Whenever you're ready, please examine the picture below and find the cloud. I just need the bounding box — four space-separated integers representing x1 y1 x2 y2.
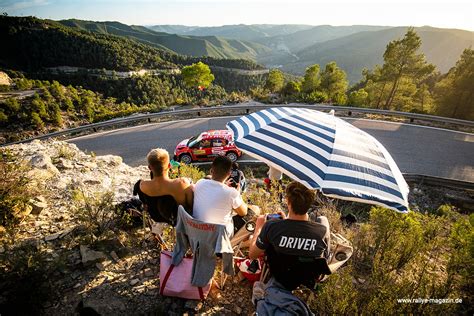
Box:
1 0 50 12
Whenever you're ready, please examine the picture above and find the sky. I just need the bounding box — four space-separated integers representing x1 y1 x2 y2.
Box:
1 0 473 31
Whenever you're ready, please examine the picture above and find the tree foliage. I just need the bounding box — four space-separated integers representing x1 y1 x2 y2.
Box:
320 61 348 104
301 64 321 94
434 48 474 120
181 62 215 89
265 69 285 93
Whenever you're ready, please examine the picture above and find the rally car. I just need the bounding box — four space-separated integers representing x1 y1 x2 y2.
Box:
173 130 242 164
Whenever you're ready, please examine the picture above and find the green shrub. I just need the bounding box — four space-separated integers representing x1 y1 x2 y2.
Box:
310 206 471 315
71 187 118 239
0 149 36 234
170 163 205 184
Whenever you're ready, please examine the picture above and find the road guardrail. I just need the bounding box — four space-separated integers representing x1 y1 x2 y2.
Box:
3 103 473 146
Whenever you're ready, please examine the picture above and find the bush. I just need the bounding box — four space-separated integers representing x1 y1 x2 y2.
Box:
170 163 205 184
310 206 472 315
0 149 36 233
71 187 118 240
303 91 328 103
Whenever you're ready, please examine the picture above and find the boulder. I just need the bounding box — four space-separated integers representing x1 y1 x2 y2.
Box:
30 196 48 215
80 245 107 265
57 158 74 170
29 153 60 176
96 155 122 168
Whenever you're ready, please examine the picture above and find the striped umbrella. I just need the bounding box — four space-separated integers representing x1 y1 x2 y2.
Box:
226 107 409 213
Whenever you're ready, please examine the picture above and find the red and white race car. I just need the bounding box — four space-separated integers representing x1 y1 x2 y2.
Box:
173 130 242 164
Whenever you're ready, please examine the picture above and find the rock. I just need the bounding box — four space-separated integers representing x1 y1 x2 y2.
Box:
57 158 74 169
30 196 48 215
184 300 202 311
0 246 4 253
143 268 153 277
233 306 242 314
76 161 97 170
97 155 122 167
29 153 60 176
45 232 61 241
130 278 140 286
13 203 33 219
59 227 75 238
96 260 112 271
110 251 120 263
80 245 107 265
133 285 146 293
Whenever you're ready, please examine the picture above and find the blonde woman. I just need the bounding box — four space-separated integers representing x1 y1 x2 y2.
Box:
134 148 193 226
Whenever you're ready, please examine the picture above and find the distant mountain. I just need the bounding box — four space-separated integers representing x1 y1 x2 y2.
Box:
284 26 474 82
146 25 197 34
257 25 390 58
147 24 473 82
148 24 314 41
59 19 271 60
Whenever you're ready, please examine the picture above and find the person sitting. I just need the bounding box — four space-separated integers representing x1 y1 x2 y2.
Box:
193 156 253 235
249 181 331 291
134 148 194 226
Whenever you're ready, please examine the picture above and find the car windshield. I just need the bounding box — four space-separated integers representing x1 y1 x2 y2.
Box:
187 134 202 147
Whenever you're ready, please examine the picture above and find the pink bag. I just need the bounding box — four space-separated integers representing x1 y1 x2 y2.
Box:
159 251 211 300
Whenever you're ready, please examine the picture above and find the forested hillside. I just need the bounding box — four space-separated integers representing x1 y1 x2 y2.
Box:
0 16 265 72
148 24 314 41
280 26 474 82
0 17 175 71
151 23 473 83
58 19 271 61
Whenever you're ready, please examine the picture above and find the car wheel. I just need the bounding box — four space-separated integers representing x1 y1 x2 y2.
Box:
226 151 238 162
179 154 192 164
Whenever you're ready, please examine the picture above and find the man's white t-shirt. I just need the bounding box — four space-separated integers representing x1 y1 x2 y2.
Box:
193 179 243 233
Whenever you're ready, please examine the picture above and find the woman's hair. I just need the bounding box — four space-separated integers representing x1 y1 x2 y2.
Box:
285 181 316 215
147 148 169 176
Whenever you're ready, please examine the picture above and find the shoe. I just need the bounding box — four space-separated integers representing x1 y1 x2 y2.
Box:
252 281 265 305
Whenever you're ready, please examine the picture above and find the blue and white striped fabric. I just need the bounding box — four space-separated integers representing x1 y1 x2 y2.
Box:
226 107 409 213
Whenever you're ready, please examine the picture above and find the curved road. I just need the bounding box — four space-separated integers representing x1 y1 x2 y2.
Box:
69 116 474 183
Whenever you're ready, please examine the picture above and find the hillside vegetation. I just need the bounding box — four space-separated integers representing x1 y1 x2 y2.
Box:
59 19 271 61
151 23 473 83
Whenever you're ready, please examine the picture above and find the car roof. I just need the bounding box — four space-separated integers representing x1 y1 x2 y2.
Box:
200 130 232 140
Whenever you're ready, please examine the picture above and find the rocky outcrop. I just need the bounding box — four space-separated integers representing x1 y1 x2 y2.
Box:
0 71 12 86
2 140 149 245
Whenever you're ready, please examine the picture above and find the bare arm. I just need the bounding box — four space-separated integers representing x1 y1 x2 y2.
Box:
184 184 194 211
249 215 266 259
233 201 248 217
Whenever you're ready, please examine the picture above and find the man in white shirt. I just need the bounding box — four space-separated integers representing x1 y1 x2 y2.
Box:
193 156 249 234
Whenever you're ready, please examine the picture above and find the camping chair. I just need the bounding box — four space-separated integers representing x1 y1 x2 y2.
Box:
258 228 353 287
173 206 236 289
231 205 261 256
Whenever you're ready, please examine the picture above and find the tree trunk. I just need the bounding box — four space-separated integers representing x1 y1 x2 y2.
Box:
384 74 401 110
375 81 386 109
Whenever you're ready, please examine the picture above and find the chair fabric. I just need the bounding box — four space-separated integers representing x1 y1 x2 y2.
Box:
172 206 234 287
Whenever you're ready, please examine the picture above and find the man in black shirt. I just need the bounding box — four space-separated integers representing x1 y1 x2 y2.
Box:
249 181 330 291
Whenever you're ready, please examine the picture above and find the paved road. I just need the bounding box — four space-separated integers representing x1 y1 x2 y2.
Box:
70 116 474 183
